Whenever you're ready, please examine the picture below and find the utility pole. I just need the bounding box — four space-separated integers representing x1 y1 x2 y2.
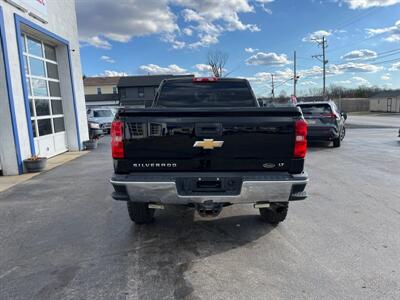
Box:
312 36 328 98
293 51 297 97
271 74 275 100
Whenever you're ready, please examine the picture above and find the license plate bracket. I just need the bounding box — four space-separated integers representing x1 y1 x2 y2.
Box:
176 177 242 196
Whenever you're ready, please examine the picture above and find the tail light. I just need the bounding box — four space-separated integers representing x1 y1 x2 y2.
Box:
193 77 218 83
111 121 124 159
321 113 337 118
294 119 308 158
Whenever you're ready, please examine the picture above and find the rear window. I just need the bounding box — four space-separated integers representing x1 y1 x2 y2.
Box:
156 81 256 108
93 110 113 117
298 104 332 114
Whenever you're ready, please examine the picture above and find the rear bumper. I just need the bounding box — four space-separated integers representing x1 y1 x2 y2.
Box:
307 125 339 141
100 123 111 133
110 172 308 205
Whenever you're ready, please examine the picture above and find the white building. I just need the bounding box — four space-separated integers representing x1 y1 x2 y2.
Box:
369 90 400 113
0 0 88 176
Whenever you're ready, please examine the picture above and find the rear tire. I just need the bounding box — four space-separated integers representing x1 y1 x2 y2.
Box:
259 202 288 224
127 202 155 224
340 127 346 141
333 137 341 148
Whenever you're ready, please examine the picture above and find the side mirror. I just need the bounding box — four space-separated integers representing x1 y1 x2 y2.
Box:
341 112 347 120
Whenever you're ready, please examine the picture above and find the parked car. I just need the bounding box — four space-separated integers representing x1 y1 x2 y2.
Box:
87 108 115 134
297 101 346 147
110 77 309 225
88 120 104 140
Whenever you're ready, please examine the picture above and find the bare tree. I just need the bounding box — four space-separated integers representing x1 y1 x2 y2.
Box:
278 90 287 100
207 50 228 77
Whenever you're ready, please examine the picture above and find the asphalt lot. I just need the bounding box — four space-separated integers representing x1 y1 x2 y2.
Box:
346 113 400 128
1 116 400 300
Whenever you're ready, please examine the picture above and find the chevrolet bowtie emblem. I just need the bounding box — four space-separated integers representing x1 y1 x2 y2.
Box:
193 139 224 150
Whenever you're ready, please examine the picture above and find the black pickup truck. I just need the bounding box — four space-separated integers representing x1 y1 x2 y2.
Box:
110 77 308 225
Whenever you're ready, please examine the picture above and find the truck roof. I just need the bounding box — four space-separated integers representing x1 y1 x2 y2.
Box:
161 77 249 83
297 101 334 105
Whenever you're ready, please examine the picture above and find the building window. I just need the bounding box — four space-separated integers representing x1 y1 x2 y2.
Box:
120 89 126 99
97 87 102 95
22 34 65 138
138 87 144 98
113 86 118 94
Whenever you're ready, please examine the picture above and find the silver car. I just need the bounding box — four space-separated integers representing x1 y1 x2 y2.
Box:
87 108 115 134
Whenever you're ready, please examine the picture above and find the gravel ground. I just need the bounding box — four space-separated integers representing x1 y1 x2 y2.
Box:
0 125 399 300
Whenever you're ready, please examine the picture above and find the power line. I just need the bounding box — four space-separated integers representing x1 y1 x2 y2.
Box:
334 7 378 31
297 56 315 61
329 48 400 64
367 50 400 62
370 57 400 66
274 76 298 89
328 31 386 55
299 7 380 59
376 47 400 56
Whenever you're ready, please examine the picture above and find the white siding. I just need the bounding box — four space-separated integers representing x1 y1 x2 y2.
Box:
0 0 88 175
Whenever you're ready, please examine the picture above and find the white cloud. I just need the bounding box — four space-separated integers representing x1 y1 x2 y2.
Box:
139 64 187 75
100 55 115 63
193 63 227 76
389 62 400 71
76 0 264 49
297 65 342 79
335 80 352 85
175 0 257 31
302 30 331 42
95 70 128 77
343 0 400 9
255 0 274 3
245 68 294 86
337 62 382 73
182 28 193 36
246 52 291 66
249 62 379 86
381 74 391 80
255 0 274 14
341 49 377 61
366 20 400 42
245 47 259 53
352 76 371 85
162 34 187 49
76 0 178 49
194 64 212 72
245 72 271 83
82 36 112 50
246 60 381 88
299 81 318 86
174 1 260 48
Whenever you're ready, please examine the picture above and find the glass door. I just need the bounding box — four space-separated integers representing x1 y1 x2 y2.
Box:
22 34 67 157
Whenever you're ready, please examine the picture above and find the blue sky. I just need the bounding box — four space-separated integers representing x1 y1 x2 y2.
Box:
76 0 400 96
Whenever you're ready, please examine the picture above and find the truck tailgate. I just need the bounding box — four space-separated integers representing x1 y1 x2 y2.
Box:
114 108 304 174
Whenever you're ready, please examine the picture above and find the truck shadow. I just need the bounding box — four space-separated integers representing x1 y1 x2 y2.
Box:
126 205 275 299
307 141 332 151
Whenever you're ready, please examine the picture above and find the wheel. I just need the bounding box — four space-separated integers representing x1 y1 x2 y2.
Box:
127 202 155 224
340 127 346 141
259 202 288 224
333 136 341 148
